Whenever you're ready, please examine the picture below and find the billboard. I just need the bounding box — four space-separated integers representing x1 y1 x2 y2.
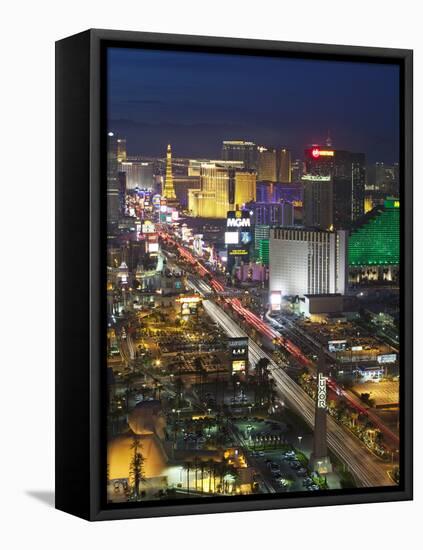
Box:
225 231 239 245
228 337 249 359
142 220 155 233
228 248 249 256
377 353 397 364
178 296 201 316
147 242 159 254
225 210 252 263
328 340 347 352
226 210 251 228
270 291 282 311
229 337 248 374
232 360 247 373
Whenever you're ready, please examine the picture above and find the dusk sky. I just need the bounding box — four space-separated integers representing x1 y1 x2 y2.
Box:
107 47 400 163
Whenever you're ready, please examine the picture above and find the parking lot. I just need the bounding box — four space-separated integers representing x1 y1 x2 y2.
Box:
251 448 325 493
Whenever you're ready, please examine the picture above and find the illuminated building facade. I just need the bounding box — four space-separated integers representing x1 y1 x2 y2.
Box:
349 199 400 282
303 146 366 228
249 200 294 226
117 137 127 163
120 161 154 190
163 144 176 199
259 238 269 266
117 171 126 214
188 159 244 176
278 148 292 183
107 132 120 223
253 225 270 260
367 162 399 196
222 140 257 170
333 151 366 225
269 227 348 297
302 174 333 229
257 146 277 182
291 158 304 183
172 176 200 207
234 171 257 208
304 145 335 176
188 163 256 218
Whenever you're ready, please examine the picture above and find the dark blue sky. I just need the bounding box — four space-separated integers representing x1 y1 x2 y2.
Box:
108 47 400 163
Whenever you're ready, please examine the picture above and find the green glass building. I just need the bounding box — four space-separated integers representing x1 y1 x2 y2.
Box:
259 239 269 266
254 224 270 260
348 199 400 267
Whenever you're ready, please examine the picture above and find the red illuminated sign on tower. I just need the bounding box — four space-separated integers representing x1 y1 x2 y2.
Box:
311 147 320 158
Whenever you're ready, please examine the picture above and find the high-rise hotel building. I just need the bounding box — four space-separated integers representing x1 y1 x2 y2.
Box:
278 148 292 183
116 137 127 163
120 161 154 190
222 140 257 171
107 132 121 223
257 146 277 182
248 200 294 226
302 145 365 229
302 174 334 230
188 162 256 218
269 227 348 297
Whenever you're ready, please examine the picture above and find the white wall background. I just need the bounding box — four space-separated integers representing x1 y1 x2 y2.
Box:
0 0 420 547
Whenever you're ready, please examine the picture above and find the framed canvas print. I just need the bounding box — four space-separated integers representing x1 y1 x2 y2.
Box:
55 29 413 521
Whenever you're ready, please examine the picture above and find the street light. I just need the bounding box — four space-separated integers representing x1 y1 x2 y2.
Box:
298 435 303 448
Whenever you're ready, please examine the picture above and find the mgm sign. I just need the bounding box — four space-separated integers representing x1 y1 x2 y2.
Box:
317 372 327 409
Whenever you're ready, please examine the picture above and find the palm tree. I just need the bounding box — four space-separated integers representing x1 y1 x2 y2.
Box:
193 457 199 492
185 461 192 495
200 461 205 492
209 460 216 493
129 436 146 500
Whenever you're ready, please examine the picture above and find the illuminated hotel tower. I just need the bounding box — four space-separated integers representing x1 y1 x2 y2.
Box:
163 144 176 199
310 352 332 474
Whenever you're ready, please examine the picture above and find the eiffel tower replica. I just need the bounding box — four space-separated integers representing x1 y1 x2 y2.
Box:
162 144 179 208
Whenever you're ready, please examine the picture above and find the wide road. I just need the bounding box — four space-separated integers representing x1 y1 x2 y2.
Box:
200 297 393 488
267 310 400 448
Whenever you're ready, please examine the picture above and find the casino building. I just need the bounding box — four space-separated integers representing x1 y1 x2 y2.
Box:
349 198 400 283
269 227 348 298
188 162 256 218
302 145 366 230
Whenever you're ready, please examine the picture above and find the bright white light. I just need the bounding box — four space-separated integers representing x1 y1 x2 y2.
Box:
270 291 282 305
225 232 239 245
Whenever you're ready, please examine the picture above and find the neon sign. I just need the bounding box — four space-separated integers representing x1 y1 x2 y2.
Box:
311 148 334 158
317 373 327 409
227 217 251 228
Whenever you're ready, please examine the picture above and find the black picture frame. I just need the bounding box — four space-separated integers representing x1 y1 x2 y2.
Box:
55 28 413 521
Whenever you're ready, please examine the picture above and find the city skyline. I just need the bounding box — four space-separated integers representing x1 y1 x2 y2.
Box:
108 47 400 163
106 46 401 505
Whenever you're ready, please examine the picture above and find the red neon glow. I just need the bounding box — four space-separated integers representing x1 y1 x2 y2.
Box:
311 147 320 159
